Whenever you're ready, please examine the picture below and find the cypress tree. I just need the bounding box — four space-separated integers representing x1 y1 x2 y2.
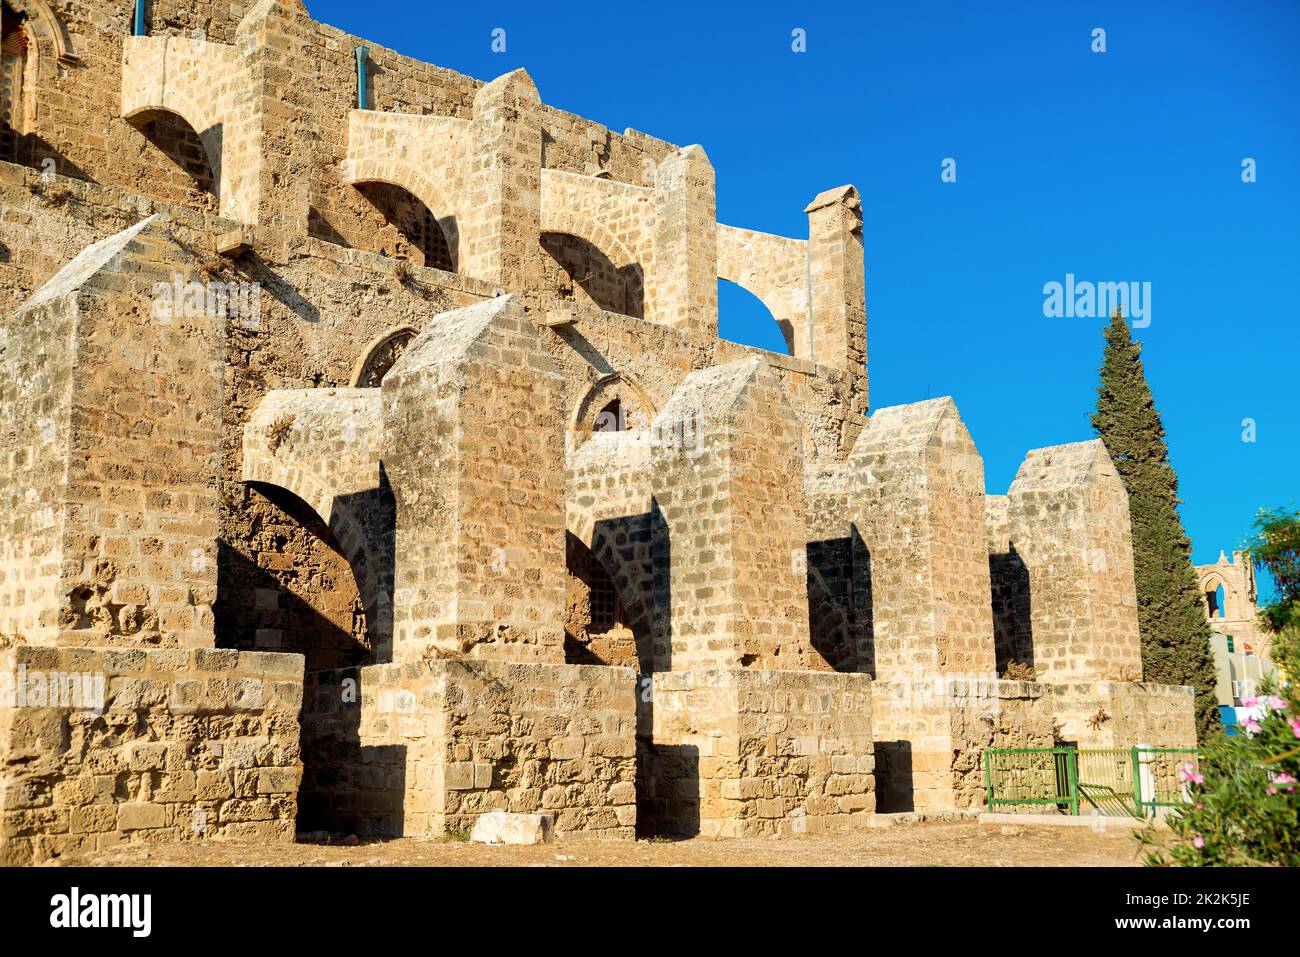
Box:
1091 308 1219 741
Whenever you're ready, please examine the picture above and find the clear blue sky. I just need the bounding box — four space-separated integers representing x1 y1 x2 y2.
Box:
307 0 1297 588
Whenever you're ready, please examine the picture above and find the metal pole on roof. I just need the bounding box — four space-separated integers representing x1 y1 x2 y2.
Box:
355 46 370 110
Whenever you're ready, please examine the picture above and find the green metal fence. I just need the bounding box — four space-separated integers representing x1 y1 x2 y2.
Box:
984 746 1199 818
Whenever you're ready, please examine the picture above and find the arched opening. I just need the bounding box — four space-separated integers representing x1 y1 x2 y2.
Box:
564 531 640 669
0 3 34 163
571 372 655 440
593 398 624 433
353 181 454 271
541 231 644 318
1206 580 1226 619
718 278 793 355
353 327 417 387
125 108 219 212
216 482 373 672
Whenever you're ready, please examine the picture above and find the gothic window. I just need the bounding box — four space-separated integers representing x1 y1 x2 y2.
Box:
355 329 416 387
1 4 28 163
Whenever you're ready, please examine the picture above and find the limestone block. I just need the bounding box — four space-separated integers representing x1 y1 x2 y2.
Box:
471 811 554 845
648 358 819 671
1007 440 1143 682
0 646 303 865
382 296 567 664
847 397 995 679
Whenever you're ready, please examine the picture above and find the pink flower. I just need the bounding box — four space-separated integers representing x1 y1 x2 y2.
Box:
1243 697 1258 708
1267 787 1277 795
1291 719 1300 739
1192 835 1205 849
1267 695 1287 711
1276 773 1297 785
1196 803 1204 810
1244 718 1261 735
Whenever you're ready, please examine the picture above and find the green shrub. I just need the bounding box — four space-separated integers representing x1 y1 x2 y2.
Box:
1140 506 1300 866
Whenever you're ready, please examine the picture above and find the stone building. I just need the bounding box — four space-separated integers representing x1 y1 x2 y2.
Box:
1197 551 1270 659
0 0 1196 863
1196 550 1276 711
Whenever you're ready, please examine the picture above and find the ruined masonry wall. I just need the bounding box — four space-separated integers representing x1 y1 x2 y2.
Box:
300 659 636 839
642 669 874 837
0 645 303 865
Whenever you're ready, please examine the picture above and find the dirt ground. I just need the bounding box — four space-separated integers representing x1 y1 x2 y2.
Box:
46 820 1161 867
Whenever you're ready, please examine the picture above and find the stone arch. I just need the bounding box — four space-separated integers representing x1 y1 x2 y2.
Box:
1200 572 1228 619
543 207 639 271
565 515 659 673
571 372 657 438
4 0 74 66
351 326 418 387
122 85 224 214
123 107 220 209
1 2 36 161
541 230 644 318
718 277 794 355
352 181 455 271
242 447 394 664
342 158 461 273
565 530 642 668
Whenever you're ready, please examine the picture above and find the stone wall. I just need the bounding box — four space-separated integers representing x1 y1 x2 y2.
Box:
1007 440 1144 683
0 216 224 649
300 658 636 839
0 0 1202 854
1052 681 1197 750
872 678 1054 812
640 669 874 837
0 644 303 865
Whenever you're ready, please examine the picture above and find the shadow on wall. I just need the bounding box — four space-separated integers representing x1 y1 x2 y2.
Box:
874 740 914 813
541 231 644 318
125 110 219 210
354 181 456 271
331 466 396 665
636 739 701 839
230 250 323 324
215 483 372 671
298 668 408 837
10 134 98 183
990 544 1034 674
806 525 874 674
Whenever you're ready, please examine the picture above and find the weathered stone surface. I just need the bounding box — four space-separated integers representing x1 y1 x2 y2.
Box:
0 646 302 865
470 811 554 846
1006 440 1144 683
0 0 1196 861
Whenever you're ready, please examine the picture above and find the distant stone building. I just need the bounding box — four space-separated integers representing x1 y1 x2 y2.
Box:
1196 551 1276 709
0 0 1196 864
